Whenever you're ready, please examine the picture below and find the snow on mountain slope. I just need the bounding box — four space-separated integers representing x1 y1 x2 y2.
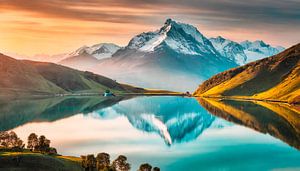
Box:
209 36 247 65
240 40 285 63
127 18 218 56
210 37 285 65
66 43 120 60
60 43 121 72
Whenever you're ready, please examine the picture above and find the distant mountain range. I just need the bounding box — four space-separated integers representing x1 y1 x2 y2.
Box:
59 19 284 91
209 37 284 65
59 43 121 71
66 43 120 60
194 43 300 104
0 53 148 96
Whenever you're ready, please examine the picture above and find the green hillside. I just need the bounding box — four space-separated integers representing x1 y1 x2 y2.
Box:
0 53 152 96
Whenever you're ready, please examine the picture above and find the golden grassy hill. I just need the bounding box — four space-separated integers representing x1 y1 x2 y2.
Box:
194 43 300 104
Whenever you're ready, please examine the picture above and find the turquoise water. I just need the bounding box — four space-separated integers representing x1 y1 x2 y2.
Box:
3 96 300 170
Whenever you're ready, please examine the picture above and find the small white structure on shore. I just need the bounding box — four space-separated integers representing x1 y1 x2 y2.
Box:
103 90 115 97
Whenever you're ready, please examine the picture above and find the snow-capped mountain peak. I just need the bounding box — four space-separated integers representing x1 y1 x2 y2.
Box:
66 43 121 60
209 36 247 65
127 18 217 56
210 37 285 65
68 45 89 57
240 40 285 63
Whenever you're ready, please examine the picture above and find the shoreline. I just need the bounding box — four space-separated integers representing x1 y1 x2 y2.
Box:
0 92 186 99
193 95 297 105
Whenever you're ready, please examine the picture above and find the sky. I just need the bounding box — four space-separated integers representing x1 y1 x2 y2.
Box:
0 0 300 56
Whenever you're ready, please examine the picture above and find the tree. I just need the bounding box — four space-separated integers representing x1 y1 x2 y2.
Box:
86 154 96 171
27 133 38 151
0 131 9 148
81 155 87 168
96 152 110 171
37 135 50 153
138 163 152 171
153 167 160 171
81 154 97 171
0 131 24 150
14 138 24 150
8 131 24 149
112 155 130 171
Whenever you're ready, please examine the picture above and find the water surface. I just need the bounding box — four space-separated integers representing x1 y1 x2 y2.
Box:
1 96 299 170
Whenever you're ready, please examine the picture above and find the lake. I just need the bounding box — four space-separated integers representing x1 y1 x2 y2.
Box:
1 96 300 171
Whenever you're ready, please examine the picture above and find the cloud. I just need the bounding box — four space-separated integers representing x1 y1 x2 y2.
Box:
1 0 298 25
0 0 299 55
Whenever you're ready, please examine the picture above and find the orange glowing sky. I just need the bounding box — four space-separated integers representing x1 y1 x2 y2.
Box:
0 0 299 57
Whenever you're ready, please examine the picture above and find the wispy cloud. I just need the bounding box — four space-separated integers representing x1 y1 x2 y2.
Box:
0 0 299 55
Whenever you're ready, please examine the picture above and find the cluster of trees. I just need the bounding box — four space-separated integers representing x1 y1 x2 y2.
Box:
0 131 56 155
81 153 130 171
27 133 57 155
1 131 161 170
81 153 160 171
0 131 24 150
138 163 160 171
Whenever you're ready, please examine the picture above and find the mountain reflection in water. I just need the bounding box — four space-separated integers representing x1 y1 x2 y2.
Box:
1 96 300 150
91 96 217 145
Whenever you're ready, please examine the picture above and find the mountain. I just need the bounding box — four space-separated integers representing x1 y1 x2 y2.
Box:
209 37 285 65
0 53 149 96
240 40 285 63
194 43 300 104
88 19 238 91
127 18 219 55
60 43 120 70
209 36 247 65
58 19 285 91
57 19 285 91
66 43 120 60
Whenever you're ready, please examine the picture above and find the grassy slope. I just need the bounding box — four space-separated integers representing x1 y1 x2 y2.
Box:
28 61 177 95
0 54 65 95
254 65 300 103
0 151 82 171
25 61 128 94
1 53 176 96
194 43 300 103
